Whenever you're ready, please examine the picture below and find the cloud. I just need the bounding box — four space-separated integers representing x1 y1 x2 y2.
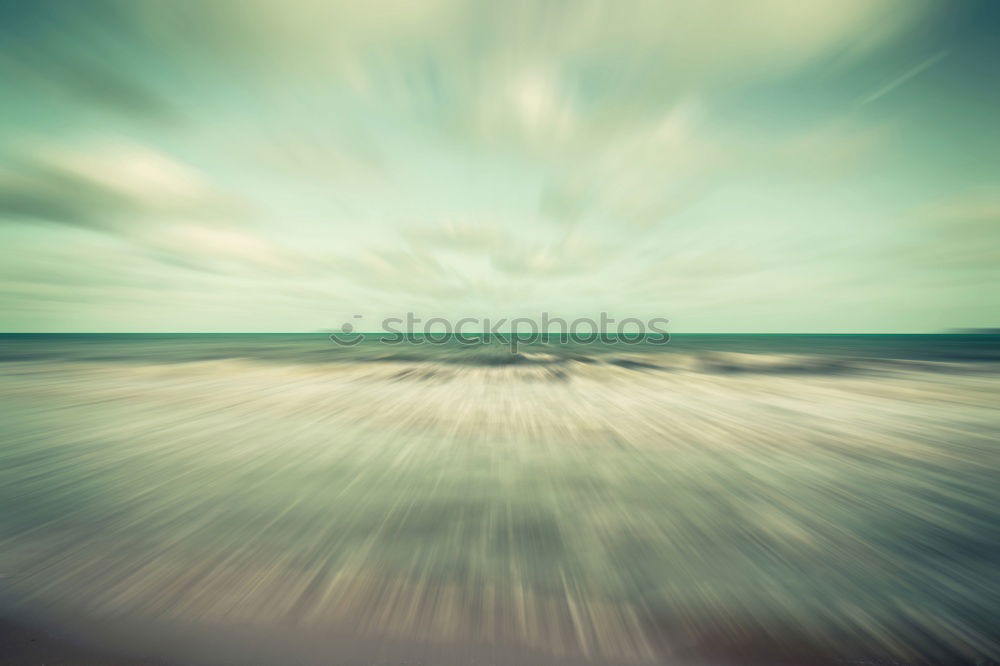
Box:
98 0 935 143
0 139 235 230
0 1 181 124
405 222 616 276
0 138 319 277
0 55 181 124
856 50 949 106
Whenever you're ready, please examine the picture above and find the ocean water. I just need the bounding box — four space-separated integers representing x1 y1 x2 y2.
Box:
0 334 998 664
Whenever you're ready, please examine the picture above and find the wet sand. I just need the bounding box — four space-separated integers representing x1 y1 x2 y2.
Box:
0 617 163 665
0 612 650 666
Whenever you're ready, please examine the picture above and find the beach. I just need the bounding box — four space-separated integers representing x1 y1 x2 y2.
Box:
1 335 998 664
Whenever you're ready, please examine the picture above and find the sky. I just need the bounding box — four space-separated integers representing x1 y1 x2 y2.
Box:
0 0 997 333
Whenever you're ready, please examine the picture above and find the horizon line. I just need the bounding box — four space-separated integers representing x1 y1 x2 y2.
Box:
2 331 998 336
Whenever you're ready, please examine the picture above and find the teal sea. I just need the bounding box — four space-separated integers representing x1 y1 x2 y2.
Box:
1 334 998 664
3 332 1000 364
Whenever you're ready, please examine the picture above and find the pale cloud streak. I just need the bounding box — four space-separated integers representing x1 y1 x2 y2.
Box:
856 50 950 106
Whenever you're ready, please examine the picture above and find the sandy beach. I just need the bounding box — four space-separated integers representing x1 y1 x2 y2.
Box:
1 336 998 664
